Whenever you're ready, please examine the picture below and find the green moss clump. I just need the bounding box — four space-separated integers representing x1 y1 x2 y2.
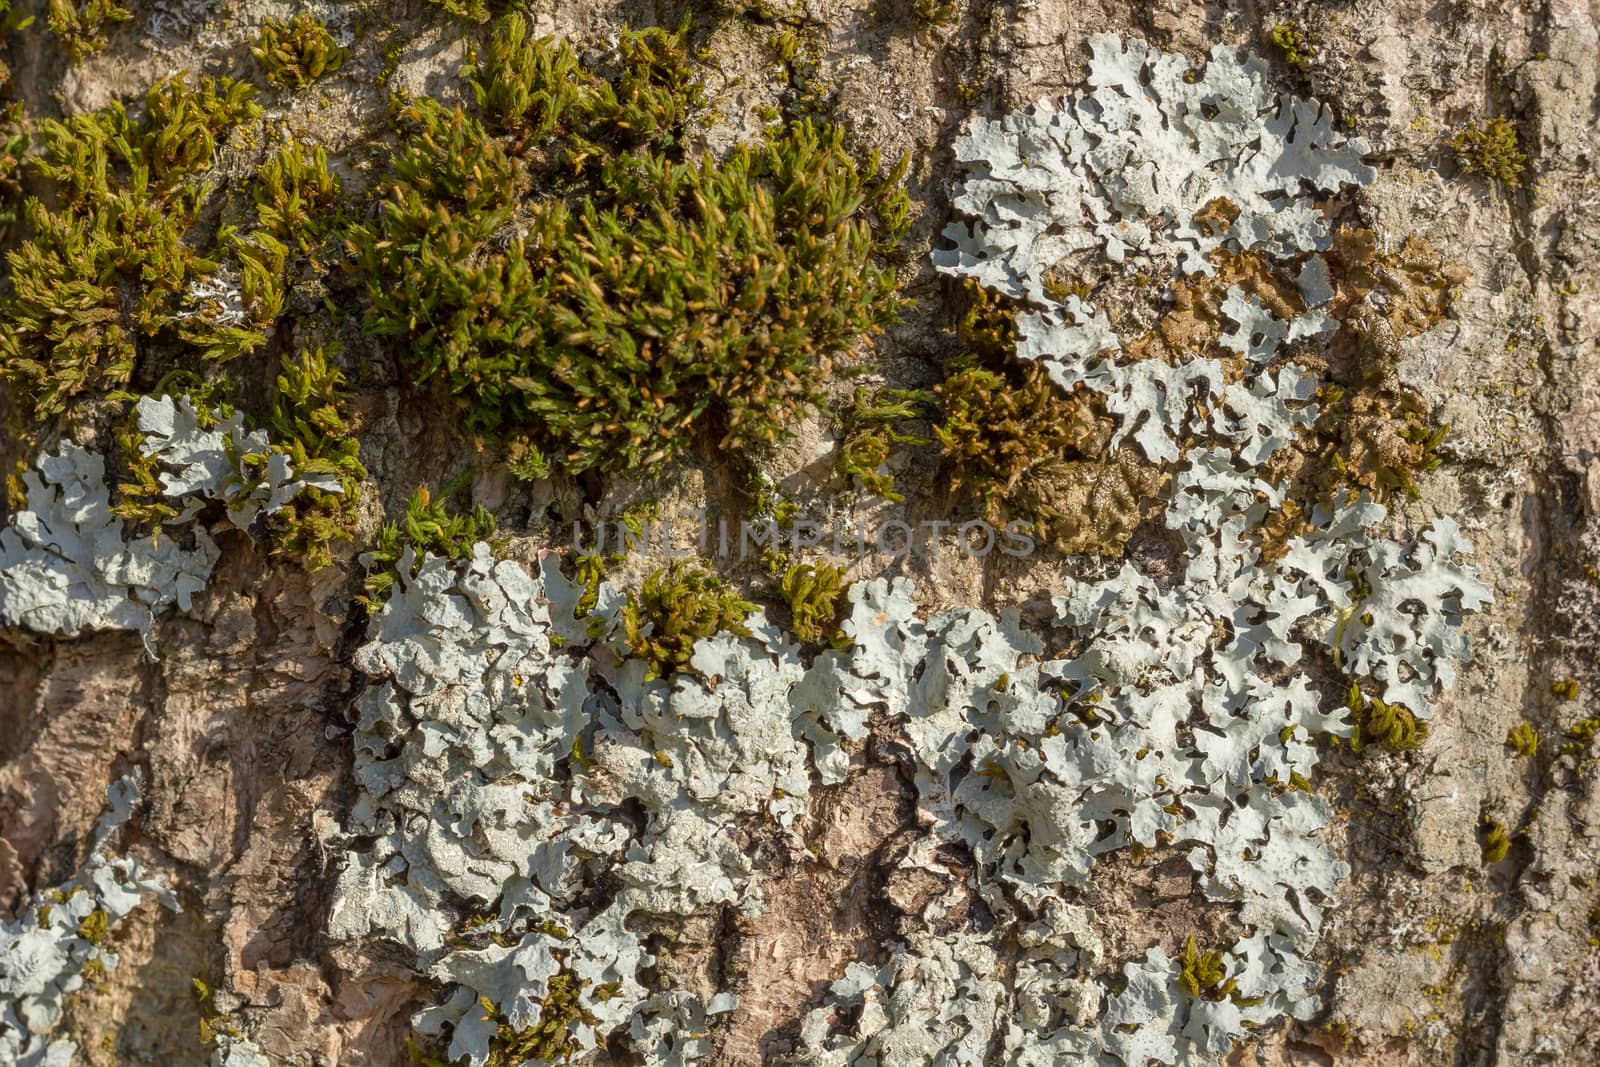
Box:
47 0 130 62
934 359 1162 555
1480 818 1511 863
1346 682 1427 753
1504 721 1538 757
834 386 931 502
178 139 345 371
935 361 1098 507
266 347 367 569
425 0 490 23
1551 677 1580 701
1449 117 1526 189
0 73 262 413
252 142 343 250
362 485 497 603
142 73 262 180
911 0 959 26
623 561 755 680
505 436 553 482
1267 21 1315 68
252 13 348 90
0 0 33 96
0 101 24 246
351 15 908 477
571 552 608 618
1562 715 1599 757
926 279 1166 556
780 561 847 645
467 13 586 140
76 907 110 944
1177 934 1236 1000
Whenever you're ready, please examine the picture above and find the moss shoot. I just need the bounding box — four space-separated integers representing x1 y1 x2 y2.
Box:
362 485 498 603
1449 117 1526 189
252 13 349 90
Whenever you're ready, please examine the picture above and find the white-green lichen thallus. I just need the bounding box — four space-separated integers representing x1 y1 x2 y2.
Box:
0 779 177 1065
0 392 342 651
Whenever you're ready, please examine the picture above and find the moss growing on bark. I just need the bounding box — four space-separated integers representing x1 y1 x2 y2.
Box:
266 348 367 569
253 13 348 90
834 385 931 502
1267 21 1315 68
350 15 909 478
1449 117 1526 189
363 485 497 603
779 560 848 645
930 283 1165 556
1504 722 1538 757
424 0 490 23
47 0 129 62
1177 933 1236 1000
623 561 755 680
1480 818 1511 863
0 74 262 413
1345 682 1427 753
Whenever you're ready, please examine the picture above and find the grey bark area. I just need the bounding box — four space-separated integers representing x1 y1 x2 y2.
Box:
2 0 1599 1065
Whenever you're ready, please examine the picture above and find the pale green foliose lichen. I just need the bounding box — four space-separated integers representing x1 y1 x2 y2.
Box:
0 28 1495 1067
0 393 343 649
210 1035 270 1067
934 33 1372 463
0 443 218 643
793 31 1484 1067
325 476 1485 1065
328 545 772 1065
135 393 344 529
0 779 176 1067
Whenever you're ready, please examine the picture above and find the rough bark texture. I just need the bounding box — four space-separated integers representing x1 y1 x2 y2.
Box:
2 1 1599 1065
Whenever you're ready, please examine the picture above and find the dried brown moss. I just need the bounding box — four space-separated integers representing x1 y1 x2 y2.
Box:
934 282 1167 556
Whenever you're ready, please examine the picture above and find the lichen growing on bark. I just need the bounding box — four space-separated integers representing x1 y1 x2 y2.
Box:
2 3 1581 1065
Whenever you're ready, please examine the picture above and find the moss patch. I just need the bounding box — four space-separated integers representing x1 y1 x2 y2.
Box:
350 14 908 478
1449 117 1526 189
0 74 262 414
253 13 348 90
266 347 367 569
363 485 497 603
1266 21 1315 69
623 561 755 680
931 282 1167 556
47 0 129 63
779 560 848 646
